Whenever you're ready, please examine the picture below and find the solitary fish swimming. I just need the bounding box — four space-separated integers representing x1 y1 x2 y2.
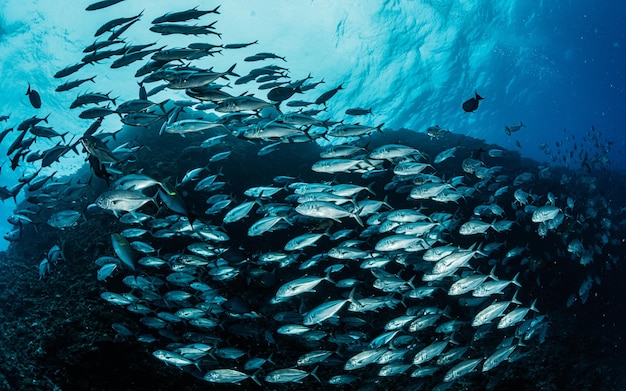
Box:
504 121 525 135
26 83 42 109
462 91 484 113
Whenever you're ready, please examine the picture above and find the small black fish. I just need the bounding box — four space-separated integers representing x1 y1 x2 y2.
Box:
88 155 111 186
462 91 484 113
26 83 42 109
315 84 343 106
267 86 301 102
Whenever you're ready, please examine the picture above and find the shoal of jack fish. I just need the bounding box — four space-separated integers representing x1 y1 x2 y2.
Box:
2 1 624 389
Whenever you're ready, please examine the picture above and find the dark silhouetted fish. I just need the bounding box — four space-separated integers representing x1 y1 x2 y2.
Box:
462 91 484 113
80 135 119 163
315 84 343 106
267 86 301 102
83 39 123 53
55 76 96 92
17 114 49 131
94 11 142 36
152 6 221 24
29 125 68 141
0 127 13 143
86 0 125 11
26 83 42 109
149 23 221 37
54 62 88 79
88 155 111 185
40 141 80 167
83 118 103 138
345 107 372 116
224 40 258 49
6 130 28 157
108 18 140 41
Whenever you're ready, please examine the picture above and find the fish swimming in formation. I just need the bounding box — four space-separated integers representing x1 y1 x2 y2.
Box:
80 135 119 163
345 107 372 116
55 76 97 92
2 3 619 390
86 0 125 11
462 91 484 113
152 6 221 24
95 189 155 216
315 84 343 105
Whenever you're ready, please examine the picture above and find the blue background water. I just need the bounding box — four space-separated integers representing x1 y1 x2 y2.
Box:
0 0 624 250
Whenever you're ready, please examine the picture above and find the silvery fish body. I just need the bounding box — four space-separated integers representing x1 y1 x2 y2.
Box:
96 190 153 214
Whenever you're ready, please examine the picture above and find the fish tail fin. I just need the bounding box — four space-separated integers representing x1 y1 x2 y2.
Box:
376 123 385 133
488 265 499 281
511 290 521 306
282 216 294 226
157 99 170 115
366 181 377 196
475 92 484 100
325 275 337 287
349 197 364 227
406 275 417 290
310 366 322 384
69 138 81 155
302 125 314 140
251 370 263 387
529 299 539 313
511 272 522 287
225 63 239 78
273 102 282 115
347 287 359 306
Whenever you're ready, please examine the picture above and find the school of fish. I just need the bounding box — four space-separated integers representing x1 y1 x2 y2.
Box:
2 1 624 389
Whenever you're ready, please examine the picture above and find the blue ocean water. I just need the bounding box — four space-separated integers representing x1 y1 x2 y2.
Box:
0 1 624 248
0 0 626 251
